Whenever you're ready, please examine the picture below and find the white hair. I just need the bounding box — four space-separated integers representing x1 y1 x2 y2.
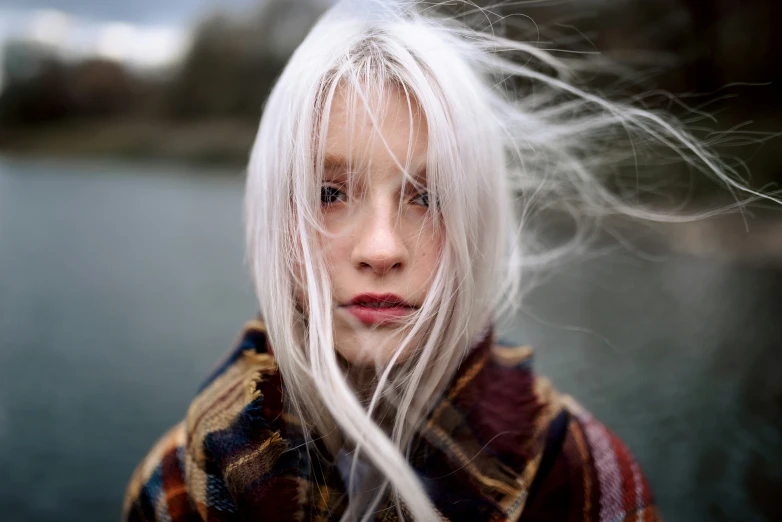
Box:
245 1 772 520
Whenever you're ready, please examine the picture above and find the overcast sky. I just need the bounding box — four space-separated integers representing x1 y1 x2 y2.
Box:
0 0 259 25
0 0 335 72
0 0 271 71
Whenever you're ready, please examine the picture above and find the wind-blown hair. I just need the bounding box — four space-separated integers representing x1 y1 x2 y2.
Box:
244 1 763 520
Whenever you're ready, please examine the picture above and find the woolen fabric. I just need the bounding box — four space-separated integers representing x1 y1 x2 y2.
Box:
123 318 661 521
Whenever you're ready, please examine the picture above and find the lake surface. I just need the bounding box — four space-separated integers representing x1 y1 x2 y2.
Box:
0 157 780 521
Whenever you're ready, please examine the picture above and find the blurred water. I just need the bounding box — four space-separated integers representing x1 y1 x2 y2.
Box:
0 157 780 521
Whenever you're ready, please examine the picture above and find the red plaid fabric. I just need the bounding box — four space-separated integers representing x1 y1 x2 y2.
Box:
123 319 661 522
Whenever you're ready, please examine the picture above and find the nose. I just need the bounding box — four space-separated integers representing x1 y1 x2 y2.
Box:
351 199 407 276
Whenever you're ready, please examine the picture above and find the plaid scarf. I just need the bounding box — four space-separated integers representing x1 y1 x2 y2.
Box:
124 319 661 522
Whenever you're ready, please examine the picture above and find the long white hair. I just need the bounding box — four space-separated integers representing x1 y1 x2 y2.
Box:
245 1 770 520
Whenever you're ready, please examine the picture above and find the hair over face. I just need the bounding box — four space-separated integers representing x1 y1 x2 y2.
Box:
244 1 765 520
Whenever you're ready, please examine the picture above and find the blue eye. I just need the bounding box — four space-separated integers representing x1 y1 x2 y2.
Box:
412 191 429 208
321 186 347 204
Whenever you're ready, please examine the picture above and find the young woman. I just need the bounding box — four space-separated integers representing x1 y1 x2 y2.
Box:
123 1 764 520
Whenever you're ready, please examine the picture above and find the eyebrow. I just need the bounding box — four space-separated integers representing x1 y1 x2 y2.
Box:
322 154 427 179
323 154 349 172
412 165 427 183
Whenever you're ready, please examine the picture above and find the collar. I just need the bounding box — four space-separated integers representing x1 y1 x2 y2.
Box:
183 319 563 522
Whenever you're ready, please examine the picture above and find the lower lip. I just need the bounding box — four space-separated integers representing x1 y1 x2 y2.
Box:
344 304 415 326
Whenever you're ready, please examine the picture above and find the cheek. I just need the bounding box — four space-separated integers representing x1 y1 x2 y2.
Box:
319 228 353 290
409 224 443 287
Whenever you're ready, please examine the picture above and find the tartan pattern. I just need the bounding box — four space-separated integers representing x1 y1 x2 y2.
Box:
123 319 661 522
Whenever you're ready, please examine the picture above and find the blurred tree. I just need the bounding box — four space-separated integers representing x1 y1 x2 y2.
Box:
0 41 139 126
0 0 778 188
68 59 135 118
0 41 69 125
165 0 325 122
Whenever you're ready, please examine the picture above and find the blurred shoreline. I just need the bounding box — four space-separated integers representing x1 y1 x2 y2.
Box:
4 151 781 266
2 0 780 191
0 119 256 168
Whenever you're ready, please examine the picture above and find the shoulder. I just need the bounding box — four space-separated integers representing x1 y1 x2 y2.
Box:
185 318 279 435
122 421 199 521
520 390 662 521
474 339 661 521
195 318 274 394
123 319 281 522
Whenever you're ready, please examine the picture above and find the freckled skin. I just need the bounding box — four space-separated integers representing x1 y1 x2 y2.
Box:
319 85 443 366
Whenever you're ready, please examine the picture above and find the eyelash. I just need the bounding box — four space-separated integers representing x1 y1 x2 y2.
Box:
411 191 429 208
320 186 347 205
320 185 429 208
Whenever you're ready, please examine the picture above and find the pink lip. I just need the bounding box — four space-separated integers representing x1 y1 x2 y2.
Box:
343 293 416 326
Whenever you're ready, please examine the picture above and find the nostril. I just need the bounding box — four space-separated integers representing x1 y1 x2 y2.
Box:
356 260 403 273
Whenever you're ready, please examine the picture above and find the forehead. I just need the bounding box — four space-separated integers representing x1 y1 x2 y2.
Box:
323 82 428 172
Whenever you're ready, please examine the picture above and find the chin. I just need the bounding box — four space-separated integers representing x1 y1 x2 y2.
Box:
333 321 414 367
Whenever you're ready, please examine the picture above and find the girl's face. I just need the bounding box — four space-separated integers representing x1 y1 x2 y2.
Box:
319 84 443 366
